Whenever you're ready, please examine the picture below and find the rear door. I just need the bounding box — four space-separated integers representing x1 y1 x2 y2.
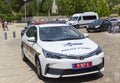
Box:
102 20 111 30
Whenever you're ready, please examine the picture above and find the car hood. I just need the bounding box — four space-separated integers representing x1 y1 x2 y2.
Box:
39 38 98 55
68 21 78 25
88 23 100 28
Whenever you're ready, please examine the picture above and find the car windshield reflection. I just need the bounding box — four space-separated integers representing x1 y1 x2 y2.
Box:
69 16 78 21
39 26 85 41
90 20 103 25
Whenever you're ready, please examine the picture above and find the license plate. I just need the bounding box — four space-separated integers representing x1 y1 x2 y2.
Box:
72 62 92 70
90 30 94 32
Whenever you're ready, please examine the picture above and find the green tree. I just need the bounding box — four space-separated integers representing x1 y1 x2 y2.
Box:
95 0 110 17
10 0 24 13
57 0 110 17
57 0 75 16
0 1 12 20
118 7 120 15
40 0 52 14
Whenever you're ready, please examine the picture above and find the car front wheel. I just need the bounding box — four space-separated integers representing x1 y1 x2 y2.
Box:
36 58 43 79
87 30 90 33
21 47 28 61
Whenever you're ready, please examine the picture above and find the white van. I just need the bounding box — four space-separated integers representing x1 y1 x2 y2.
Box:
67 12 99 28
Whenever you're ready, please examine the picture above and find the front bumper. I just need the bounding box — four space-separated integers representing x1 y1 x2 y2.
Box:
87 28 101 32
41 52 104 78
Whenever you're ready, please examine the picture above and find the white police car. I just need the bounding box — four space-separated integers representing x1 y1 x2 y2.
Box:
21 24 104 78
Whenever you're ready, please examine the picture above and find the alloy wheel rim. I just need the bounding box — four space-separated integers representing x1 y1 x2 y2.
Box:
21 49 25 59
37 60 40 75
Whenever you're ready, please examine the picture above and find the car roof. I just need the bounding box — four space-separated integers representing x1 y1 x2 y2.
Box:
72 12 97 17
36 23 69 28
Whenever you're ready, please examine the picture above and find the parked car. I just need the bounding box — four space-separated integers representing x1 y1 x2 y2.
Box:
108 17 120 25
21 21 47 37
86 19 112 32
47 18 68 24
21 23 104 78
67 12 99 28
21 25 30 37
47 20 62 24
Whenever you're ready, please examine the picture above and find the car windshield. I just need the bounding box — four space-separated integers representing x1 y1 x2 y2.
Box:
109 18 117 21
91 20 103 25
69 16 78 21
39 26 85 41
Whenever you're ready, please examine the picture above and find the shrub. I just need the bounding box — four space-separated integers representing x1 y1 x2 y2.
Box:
118 7 120 15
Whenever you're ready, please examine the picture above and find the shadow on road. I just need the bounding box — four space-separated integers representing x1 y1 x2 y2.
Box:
25 60 104 83
42 73 103 83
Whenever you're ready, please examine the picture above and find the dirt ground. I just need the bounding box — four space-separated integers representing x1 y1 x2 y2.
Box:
0 23 120 83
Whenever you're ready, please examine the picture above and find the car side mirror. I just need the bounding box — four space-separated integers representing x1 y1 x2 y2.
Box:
27 37 36 42
24 27 27 29
84 33 89 38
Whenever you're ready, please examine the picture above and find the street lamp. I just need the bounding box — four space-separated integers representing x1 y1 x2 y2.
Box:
23 0 27 23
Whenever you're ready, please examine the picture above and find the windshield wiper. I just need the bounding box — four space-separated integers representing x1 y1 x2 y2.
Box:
58 37 81 40
42 37 84 41
41 40 53 41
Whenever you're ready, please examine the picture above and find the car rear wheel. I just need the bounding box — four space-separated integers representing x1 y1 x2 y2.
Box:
21 47 28 61
100 27 103 32
87 30 90 33
36 58 43 79
74 25 79 29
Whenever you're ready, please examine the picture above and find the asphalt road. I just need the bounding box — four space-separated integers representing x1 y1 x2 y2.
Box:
0 26 120 83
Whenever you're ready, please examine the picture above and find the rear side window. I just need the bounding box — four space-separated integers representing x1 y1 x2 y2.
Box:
104 20 111 25
83 16 97 20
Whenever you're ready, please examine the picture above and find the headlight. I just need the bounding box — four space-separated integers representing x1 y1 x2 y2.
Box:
96 46 102 54
42 46 102 60
91 46 102 55
42 49 67 59
95 25 100 28
78 46 102 59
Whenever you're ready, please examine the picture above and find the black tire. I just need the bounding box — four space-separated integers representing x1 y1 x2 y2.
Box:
86 29 90 33
21 47 28 61
36 58 43 79
100 27 103 32
74 25 79 29
87 30 90 33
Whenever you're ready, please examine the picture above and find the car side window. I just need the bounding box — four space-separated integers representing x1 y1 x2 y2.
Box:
78 17 81 21
104 20 111 25
110 19 117 21
26 27 37 38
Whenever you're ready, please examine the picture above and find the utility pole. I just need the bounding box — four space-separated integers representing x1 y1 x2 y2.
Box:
23 0 27 23
48 10 50 21
37 0 39 16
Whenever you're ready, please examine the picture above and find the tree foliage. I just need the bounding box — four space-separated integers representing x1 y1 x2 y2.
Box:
40 0 52 14
0 0 120 21
57 0 75 16
118 7 120 15
0 1 12 20
57 0 110 17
